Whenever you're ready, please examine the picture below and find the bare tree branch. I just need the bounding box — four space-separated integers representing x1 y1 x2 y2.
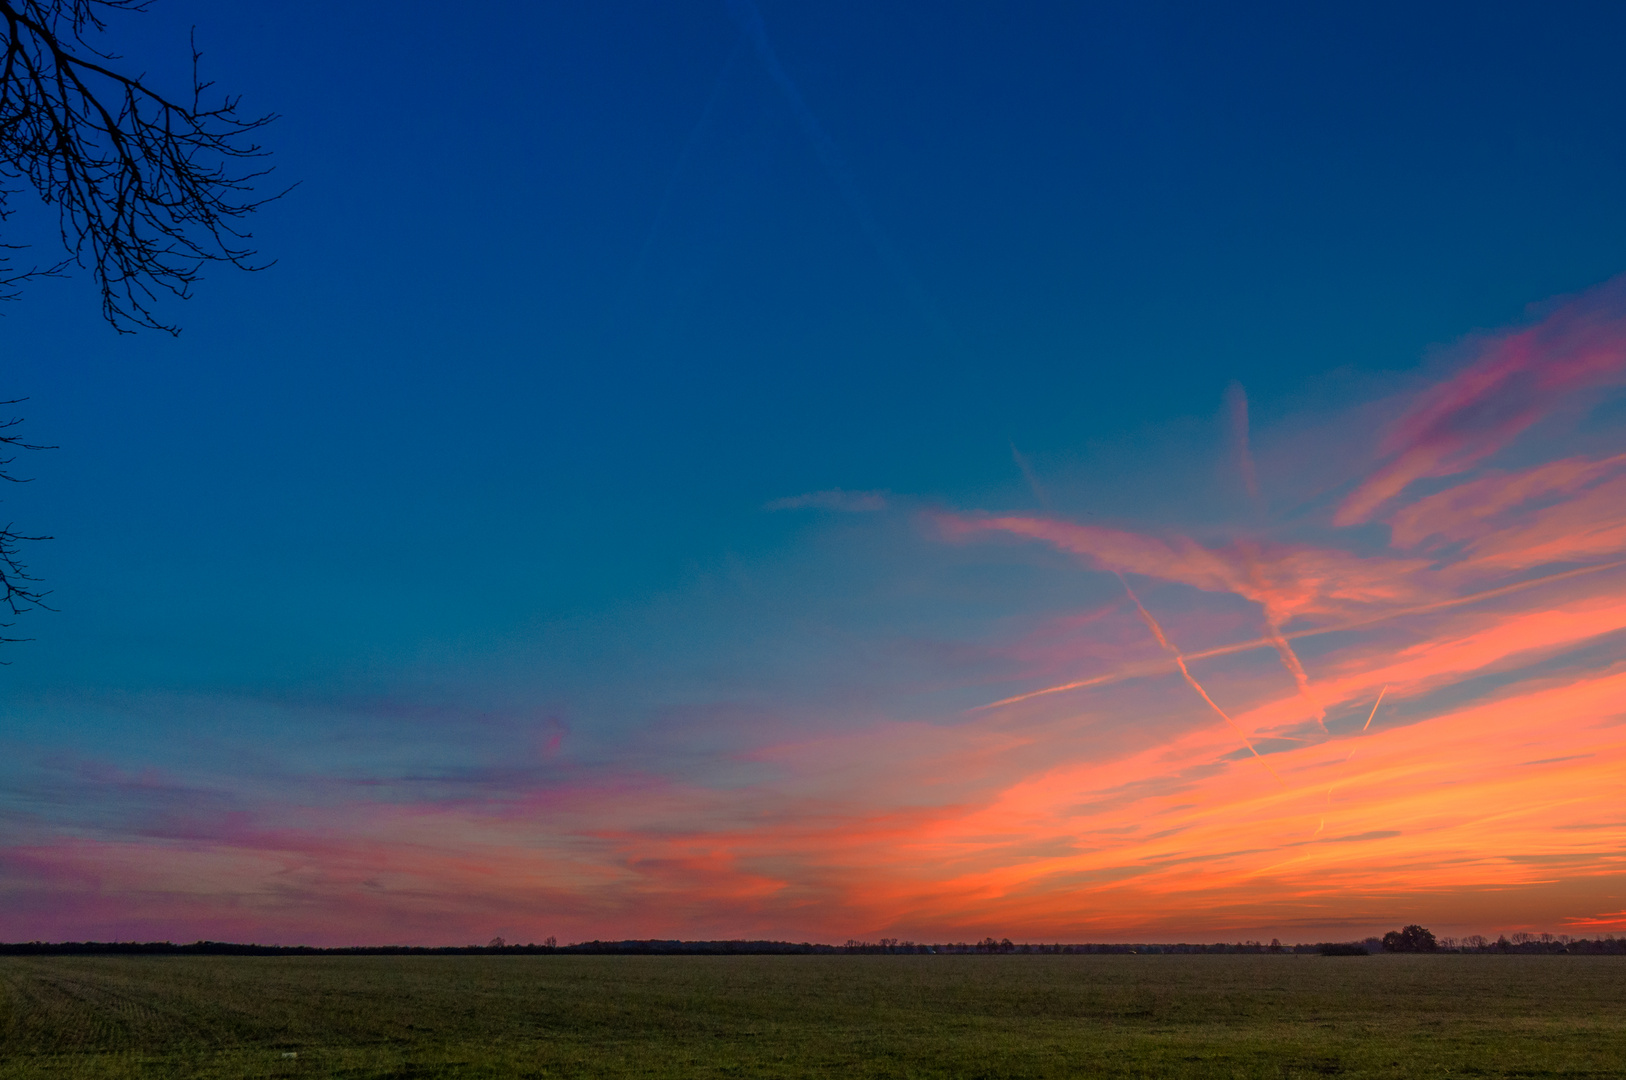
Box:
0 0 281 333
0 2 279 650
0 399 52 651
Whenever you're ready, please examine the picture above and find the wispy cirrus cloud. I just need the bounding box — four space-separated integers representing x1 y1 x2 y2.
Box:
7 277 1626 946
1389 453 1626 573
1336 273 1626 526
1388 453 1626 548
936 515 1433 625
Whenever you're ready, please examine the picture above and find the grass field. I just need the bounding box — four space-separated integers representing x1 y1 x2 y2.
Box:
2 954 1623 1078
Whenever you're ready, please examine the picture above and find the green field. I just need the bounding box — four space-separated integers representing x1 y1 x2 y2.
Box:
2 954 1623 1078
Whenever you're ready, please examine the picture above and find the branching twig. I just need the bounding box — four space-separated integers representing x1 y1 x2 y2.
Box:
0 0 281 332
0 3 279 650
0 400 52 651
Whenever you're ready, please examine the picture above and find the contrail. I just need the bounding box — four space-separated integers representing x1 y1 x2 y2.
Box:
1236 545 1326 731
1226 385 1322 727
1010 442 1050 510
625 36 746 296
1226 381 1262 504
1223 384 1320 730
724 0 961 355
1117 574 1285 786
976 558 1626 711
1361 685 1388 732
1271 558 1626 644
1265 621 1325 730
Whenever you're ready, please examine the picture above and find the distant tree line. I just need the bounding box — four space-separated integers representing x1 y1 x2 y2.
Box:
6 931 1623 957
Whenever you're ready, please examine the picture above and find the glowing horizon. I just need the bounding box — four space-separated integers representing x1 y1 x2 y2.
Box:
7 274 1626 947
5 5 1626 949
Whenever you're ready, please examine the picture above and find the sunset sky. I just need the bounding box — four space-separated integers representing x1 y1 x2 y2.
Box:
4 1 1626 946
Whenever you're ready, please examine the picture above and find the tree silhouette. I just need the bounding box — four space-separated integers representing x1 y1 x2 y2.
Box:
0 0 278 644
1381 925 1438 953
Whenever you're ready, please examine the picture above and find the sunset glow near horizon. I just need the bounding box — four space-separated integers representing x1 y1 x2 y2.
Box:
3 3 1626 947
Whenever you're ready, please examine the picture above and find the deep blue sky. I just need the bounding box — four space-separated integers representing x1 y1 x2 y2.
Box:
7 2 1622 685
6 4 1626 944
4 2 1623 678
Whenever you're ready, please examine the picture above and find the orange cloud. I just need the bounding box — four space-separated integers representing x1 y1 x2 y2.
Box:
9 280 1626 947
8 645 1625 943
826 663 1626 937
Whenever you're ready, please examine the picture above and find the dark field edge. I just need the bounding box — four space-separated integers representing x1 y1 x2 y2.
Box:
4 936 1623 957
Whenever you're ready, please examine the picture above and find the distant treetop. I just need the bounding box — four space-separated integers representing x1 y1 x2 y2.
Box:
1381 925 1438 953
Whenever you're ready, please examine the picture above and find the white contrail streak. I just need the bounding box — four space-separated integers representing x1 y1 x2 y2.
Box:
977 558 1626 711
1117 575 1285 786
1361 685 1388 733
725 0 959 355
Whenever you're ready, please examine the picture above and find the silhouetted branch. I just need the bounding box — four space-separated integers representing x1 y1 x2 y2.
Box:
0 0 281 332
0 399 51 649
0 3 280 650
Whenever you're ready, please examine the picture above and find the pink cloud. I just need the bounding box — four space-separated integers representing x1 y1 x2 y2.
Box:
1384 453 1626 573
11 278 1626 947
1388 453 1626 549
1336 274 1626 526
9 627 1626 943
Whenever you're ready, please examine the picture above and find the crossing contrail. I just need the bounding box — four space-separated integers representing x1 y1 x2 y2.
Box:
1117 574 1284 786
1264 621 1326 730
976 558 1626 711
1236 544 1326 730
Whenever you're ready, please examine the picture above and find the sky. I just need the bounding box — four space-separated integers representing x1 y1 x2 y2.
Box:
3 0 1626 946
